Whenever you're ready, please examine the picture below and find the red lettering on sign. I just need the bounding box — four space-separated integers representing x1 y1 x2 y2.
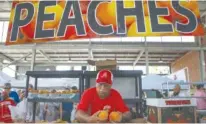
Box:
165 100 191 105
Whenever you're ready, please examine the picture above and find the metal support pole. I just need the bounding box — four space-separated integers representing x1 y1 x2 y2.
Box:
25 75 30 122
0 58 3 71
88 41 93 71
145 50 149 75
32 78 38 122
1 21 4 42
25 75 30 98
144 37 149 75
31 48 36 71
198 37 205 81
30 48 36 122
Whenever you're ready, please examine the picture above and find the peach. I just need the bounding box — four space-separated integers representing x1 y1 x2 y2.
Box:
127 16 179 37
98 110 109 121
109 111 122 122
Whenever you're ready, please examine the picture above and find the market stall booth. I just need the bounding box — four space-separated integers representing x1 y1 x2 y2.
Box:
23 70 145 123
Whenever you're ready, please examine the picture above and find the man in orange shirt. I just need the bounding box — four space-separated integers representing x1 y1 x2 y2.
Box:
76 70 132 123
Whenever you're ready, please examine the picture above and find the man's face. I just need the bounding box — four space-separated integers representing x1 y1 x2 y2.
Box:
96 83 111 99
4 88 10 94
1 92 9 100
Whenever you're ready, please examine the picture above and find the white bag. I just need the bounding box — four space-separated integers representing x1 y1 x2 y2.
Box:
70 103 78 122
8 98 27 121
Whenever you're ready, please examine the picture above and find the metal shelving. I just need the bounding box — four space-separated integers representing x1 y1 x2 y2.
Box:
25 71 84 123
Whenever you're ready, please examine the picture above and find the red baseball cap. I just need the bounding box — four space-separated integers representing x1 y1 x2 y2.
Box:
96 70 113 85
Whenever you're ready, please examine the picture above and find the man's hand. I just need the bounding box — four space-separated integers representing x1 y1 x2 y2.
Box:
87 111 100 123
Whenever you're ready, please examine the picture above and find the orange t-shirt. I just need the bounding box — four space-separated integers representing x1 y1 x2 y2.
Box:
77 87 129 115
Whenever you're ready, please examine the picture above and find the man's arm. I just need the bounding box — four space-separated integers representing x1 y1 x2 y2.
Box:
114 90 133 122
75 110 90 122
75 89 93 122
76 110 101 123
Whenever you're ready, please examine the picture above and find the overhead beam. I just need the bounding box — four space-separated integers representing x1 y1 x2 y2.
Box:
14 61 170 67
0 42 200 50
0 9 10 12
0 52 13 62
0 61 21 75
38 50 54 63
5 54 184 58
133 50 144 66
0 53 31 69
88 48 93 60
0 18 9 21
31 48 36 71
88 42 94 60
6 58 175 62
0 12 10 19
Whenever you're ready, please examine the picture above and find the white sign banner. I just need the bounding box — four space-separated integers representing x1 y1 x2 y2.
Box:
168 67 189 82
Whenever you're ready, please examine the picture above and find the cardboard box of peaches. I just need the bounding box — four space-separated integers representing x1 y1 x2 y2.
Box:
87 59 117 70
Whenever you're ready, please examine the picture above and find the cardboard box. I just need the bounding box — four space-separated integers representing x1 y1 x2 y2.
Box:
87 60 117 70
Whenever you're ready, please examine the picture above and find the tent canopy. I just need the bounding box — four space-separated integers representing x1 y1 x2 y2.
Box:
0 71 79 89
142 74 188 90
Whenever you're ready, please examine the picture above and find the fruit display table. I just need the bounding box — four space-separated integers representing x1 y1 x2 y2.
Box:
25 71 84 123
146 98 197 123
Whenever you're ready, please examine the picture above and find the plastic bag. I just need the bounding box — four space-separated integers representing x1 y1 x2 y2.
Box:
70 103 78 122
8 98 27 121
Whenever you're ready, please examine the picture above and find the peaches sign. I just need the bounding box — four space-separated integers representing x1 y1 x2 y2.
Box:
6 0 204 45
